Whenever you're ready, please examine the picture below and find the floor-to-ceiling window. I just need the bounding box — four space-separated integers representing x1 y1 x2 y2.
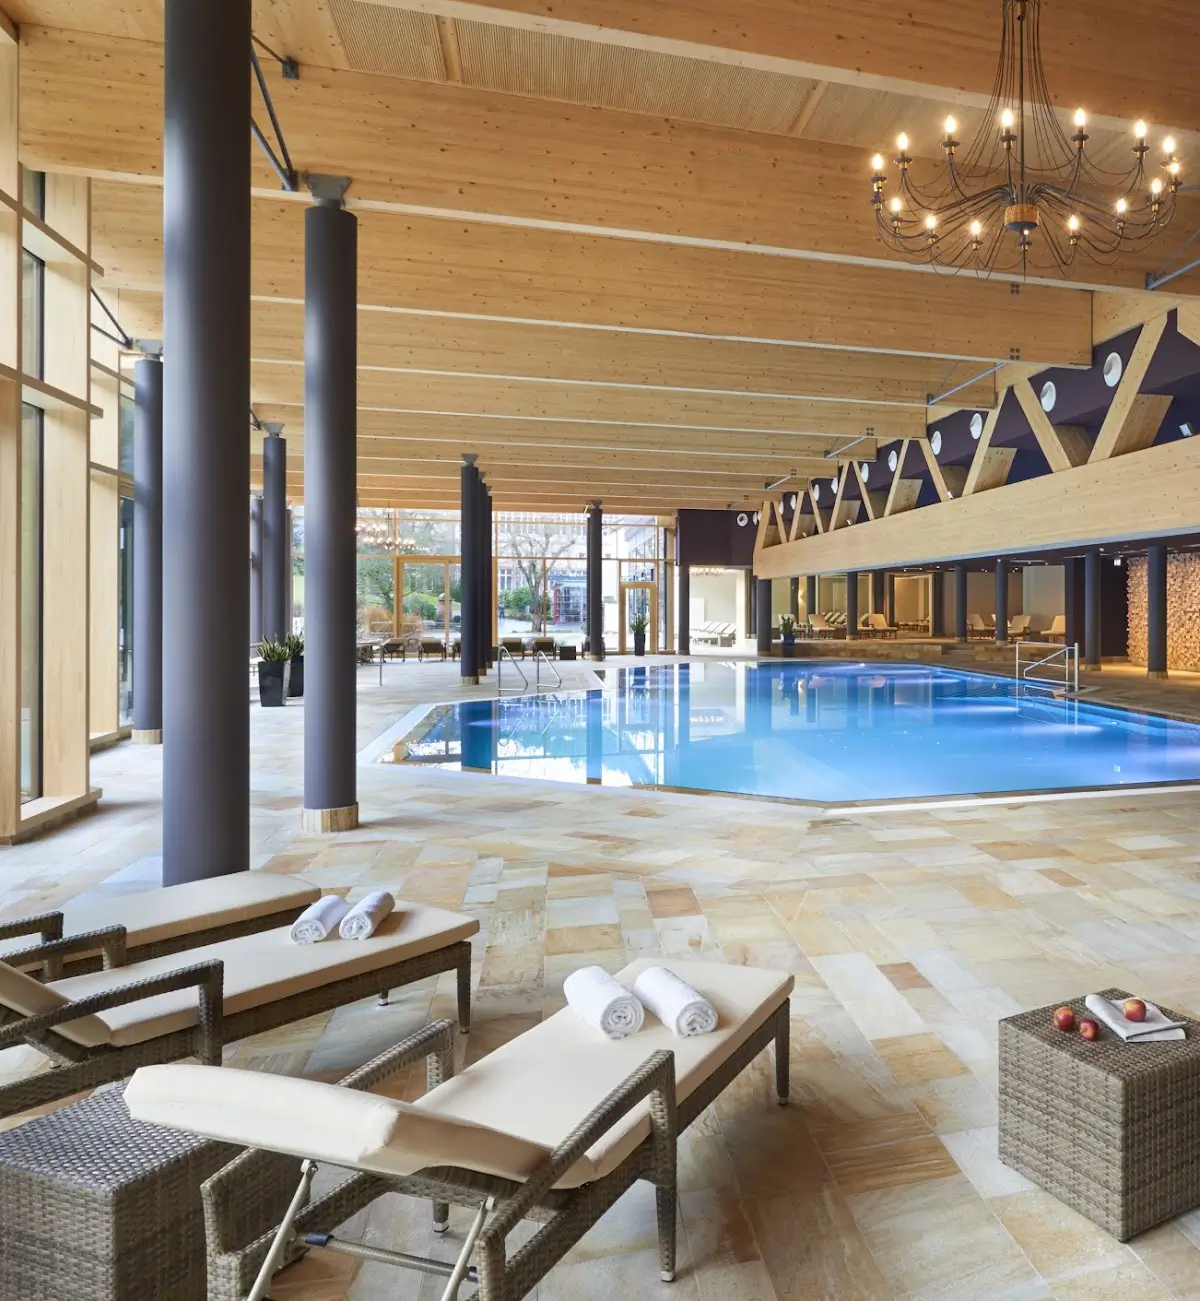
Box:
21 249 43 379
20 403 43 802
118 494 135 725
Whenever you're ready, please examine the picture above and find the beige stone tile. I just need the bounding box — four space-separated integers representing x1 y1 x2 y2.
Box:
877 960 931 991
989 1188 1128 1282
873 1033 969 1084
544 923 624 954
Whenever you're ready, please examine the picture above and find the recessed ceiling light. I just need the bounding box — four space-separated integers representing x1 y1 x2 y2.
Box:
1103 352 1123 387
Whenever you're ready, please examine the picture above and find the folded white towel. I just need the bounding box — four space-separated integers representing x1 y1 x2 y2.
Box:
563 966 645 1039
289 895 350 944
1084 993 1186 1043
339 890 396 940
634 966 718 1037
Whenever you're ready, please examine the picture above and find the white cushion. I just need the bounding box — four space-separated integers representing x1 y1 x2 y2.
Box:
126 960 791 1188
0 874 322 962
0 961 110 1049
51 904 479 1047
126 1064 551 1186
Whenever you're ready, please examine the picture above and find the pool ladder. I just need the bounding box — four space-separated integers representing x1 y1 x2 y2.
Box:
496 648 562 696
1014 640 1079 695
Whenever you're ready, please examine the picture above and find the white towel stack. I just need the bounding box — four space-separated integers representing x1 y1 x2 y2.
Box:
339 890 396 940
1084 994 1186 1043
289 895 350 945
634 967 718 1038
563 966 645 1039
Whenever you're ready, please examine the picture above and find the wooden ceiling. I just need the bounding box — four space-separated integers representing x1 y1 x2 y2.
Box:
9 0 1200 512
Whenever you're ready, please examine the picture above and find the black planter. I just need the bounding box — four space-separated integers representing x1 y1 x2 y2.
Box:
287 654 304 697
258 659 290 707
633 630 647 656
781 635 796 658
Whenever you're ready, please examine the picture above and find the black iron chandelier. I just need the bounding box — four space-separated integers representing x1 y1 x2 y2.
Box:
868 0 1182 275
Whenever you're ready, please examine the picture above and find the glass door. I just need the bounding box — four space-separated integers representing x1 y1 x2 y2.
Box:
618 582 658 655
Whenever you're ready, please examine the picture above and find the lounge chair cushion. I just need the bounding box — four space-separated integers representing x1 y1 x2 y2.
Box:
126 959 792 1190
0 874 322 960
50 905 479 1048
0 961 111 1049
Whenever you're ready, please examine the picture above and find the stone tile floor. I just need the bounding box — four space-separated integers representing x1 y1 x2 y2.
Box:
4 656 1200 1299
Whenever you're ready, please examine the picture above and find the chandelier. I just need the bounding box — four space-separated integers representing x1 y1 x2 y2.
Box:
868 0 1182 275
355 515 391 547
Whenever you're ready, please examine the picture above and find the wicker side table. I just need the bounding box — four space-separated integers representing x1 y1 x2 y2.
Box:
0 1083 297 1301
1000 987 1200 1240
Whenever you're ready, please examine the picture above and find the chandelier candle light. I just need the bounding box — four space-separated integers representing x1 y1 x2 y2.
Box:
868 0 1182 274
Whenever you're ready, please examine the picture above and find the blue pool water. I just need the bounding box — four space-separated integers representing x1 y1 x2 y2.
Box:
400 662 1200 802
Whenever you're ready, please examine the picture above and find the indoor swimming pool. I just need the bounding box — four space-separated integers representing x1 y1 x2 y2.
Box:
397 662 1200 803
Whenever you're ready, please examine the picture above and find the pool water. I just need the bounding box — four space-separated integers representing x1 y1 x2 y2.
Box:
399 662 1200 803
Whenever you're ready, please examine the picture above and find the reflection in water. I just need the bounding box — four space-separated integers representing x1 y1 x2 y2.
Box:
400 662 1200 802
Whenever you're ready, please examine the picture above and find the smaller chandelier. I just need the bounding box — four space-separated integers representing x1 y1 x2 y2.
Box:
355 515 391 546
868 0 1182 275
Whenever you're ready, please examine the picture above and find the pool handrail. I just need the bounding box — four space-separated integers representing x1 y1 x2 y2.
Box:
1015 639 1079 694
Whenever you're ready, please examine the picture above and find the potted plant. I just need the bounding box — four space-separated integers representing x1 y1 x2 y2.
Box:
778 613 797 657
630 611 649 656
283 632 304 697
257 638 291 707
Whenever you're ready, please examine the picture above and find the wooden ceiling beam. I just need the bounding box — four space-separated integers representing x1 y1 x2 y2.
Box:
90 183 1093 366
18 25 1179 294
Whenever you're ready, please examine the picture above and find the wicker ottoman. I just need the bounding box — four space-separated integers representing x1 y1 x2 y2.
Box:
0 1083 295 1301
1000 987 1200 1240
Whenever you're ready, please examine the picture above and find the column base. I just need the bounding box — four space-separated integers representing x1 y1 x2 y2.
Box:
461 674 480 685
1147 669 1169 680
301 803 359 834
589 653 605 662
1085 662 1102 672
133 729 163 745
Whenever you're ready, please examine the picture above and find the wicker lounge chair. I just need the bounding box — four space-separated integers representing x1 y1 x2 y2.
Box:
128 958 794 1301
500 638 526 658
418 639 447 661
380 638 406 661
0 904 478 1120
0 874 321 976
528 637 557 658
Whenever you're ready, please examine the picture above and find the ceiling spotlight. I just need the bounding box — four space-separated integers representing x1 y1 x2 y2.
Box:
1181 421 1195 438
1114 556 1123 566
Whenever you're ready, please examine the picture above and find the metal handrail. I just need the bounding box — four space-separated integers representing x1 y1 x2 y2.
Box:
534 651 563 690
1014 639 1079 693
496 645 528 695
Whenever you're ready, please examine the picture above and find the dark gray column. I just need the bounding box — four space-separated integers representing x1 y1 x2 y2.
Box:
587 501 604 660
845 571 859 638
1084 549 1102 668
678 562 690 655
954 563 968 642
460 457 480 684
161 0 251 885
885 572 896 624
474 476 488 677
994 558 1009 643
1063 557 1085 655
249 495 263 649
1147 545 1168 678
871 570 886 614
805 575 817 627
756 577 773 656
930 572 945 637
133 356 163 745
788 577 800 620
484 490 494 667
261 428 288 643
302 198 358 833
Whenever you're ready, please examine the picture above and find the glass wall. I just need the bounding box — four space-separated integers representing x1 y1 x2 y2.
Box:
20 404 43 802
118 494 134 725
21 249 43 379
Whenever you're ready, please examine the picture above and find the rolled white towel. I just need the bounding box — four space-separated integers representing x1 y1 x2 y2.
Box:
1084 993 1186 1043
289 895 350 944
563 966 645 1039
339 890 396 940
634 967 718 1037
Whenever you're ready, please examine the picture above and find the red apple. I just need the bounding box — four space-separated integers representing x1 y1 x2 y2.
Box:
1123 998 1147 1023
1079 1019 1100 1042
1053 1007 1077 1032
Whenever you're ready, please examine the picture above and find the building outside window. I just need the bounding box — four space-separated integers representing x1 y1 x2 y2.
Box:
20 403 43 802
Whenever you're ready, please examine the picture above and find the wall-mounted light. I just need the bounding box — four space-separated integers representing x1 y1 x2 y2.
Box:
1103 352 1123 388
970 412 984 440
1039 381 1057 412
1181 421 1195 438
930 430 943 456
1113 557 1123 567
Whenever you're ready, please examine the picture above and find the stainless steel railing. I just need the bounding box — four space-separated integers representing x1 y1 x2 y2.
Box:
1014 639 1079 693
496 645 529 695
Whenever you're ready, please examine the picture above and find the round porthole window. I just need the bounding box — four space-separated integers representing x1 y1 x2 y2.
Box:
736 512 749 527
970 412 984 440
930 429 943 456
789 493 798 509
752 512 760 525
812 482 821 502
1040 381 1057 412
830 476 840 494
887 448 899 472
1103 352 1123 387
860 462 870 483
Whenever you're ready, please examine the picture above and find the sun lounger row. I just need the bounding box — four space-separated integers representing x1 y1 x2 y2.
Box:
691 621 736 646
